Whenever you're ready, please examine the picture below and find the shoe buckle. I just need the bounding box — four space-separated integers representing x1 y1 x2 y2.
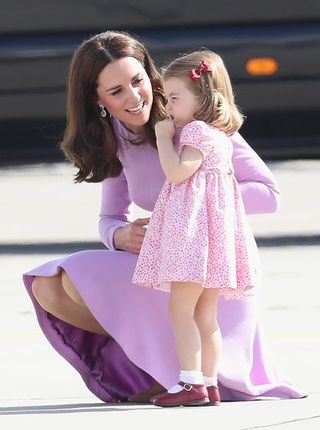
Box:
183 383 193 391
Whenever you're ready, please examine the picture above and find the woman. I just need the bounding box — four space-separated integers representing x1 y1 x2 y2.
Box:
23 31 305 403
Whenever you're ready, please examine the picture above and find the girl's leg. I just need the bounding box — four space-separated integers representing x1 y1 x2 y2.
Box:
194 288 221 380
169 281 204 371
32 271 108 335
152 282 209 407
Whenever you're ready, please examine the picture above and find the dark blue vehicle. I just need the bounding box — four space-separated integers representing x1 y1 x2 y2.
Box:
1 0 320 160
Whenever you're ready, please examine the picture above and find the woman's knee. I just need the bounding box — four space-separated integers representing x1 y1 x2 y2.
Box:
61 271 84 305
32 275 62 310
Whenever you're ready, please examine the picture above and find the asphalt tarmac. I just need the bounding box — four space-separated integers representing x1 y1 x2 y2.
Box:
0 159 319 429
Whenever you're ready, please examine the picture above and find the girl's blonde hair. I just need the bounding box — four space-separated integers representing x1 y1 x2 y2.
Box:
162 50 244 135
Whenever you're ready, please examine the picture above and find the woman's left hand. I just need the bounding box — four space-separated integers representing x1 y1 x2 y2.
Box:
155 118 175 140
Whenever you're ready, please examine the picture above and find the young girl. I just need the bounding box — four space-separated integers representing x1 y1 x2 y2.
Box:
132 50 258 407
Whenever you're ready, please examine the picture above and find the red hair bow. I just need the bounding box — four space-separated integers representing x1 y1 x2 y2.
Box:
189 60 212 81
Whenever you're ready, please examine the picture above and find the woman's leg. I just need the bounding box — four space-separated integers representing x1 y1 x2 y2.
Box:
32 271 108 335
194 288 221 379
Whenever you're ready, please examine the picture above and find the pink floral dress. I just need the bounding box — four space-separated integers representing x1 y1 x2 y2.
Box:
132 120 257 299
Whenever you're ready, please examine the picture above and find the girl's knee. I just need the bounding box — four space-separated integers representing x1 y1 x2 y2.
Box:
194 308 218 331
168 300 193 323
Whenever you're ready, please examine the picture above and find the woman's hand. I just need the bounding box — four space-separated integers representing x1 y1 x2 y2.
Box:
113 217 150 254
155 118 175 141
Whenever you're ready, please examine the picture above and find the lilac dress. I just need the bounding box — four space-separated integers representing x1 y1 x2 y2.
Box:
23 118 305 401
133 120 257 299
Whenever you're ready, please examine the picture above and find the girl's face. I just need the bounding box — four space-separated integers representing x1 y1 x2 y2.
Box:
96 57 153 133
163 77 199 129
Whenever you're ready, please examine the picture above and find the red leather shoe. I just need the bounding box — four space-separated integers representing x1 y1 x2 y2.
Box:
153 382 209 407
207 385 220 406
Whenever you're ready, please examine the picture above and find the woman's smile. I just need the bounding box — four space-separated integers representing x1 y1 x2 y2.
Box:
96 57 153 132
126 100 145 114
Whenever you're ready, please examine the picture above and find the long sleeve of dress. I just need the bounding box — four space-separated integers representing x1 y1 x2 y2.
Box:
99 133 280 249
231 132 280 215
99 170 132 250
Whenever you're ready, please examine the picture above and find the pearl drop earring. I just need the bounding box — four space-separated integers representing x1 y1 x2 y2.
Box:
99 104 107 118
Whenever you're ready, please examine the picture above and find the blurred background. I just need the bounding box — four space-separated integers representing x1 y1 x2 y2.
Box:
1 0 320 162
0 1 320 421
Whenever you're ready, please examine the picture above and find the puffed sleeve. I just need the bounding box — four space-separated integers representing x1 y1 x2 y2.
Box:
231 132 280 214
179 120 213 159
98 170 133 250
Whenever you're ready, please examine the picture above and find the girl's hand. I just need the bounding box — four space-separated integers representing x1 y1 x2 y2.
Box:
155 118 175 140
113 217 150 254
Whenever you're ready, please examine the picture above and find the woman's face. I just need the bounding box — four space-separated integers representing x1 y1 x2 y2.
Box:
96 57 153 133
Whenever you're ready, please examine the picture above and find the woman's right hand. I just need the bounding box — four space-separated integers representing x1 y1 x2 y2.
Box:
113 217 150 254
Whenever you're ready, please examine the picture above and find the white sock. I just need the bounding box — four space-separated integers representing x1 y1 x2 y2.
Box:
167 384 184 393
203 375 218 387
180 370 204 384
167 370 204 393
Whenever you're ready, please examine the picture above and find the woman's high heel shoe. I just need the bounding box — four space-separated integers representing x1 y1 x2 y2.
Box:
127 382 165 403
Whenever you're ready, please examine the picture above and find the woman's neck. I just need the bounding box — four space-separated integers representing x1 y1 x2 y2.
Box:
121 121 144 135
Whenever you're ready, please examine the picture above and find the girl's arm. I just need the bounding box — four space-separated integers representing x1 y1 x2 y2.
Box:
231 132 280 215
157 138 202 184
156 119 203 184
98 170 132 250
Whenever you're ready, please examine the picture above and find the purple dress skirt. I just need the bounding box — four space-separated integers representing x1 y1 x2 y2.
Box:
23 120 306 401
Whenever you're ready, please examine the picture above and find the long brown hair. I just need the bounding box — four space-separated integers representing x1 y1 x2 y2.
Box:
61 31 166 182
163 50 244 135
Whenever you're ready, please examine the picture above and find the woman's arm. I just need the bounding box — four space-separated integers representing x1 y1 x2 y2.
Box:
99 171 149 253
231 132 280 215
99 171 132 250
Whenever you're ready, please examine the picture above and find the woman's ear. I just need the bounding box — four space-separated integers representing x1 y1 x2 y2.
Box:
95 89 103 106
